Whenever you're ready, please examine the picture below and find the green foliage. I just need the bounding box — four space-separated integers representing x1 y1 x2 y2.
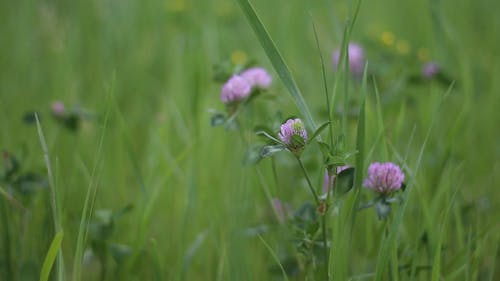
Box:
333 167 355 197
39 231 64 281
0 0 498 280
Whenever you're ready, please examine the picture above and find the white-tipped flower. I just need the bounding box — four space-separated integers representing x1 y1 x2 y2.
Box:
278 118 308 154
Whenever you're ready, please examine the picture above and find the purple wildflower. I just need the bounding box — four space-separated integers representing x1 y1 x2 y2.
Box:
364 162 405 194
422 62 440 79
278 118 308 152
220 75 251 104
323 165 351 194
51 101 66 118
332 43 365 76
240 67 272 90
271 198 288 223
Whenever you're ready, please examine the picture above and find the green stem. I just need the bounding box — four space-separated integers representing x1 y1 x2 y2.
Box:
296 157 329 279
100 252 107 281
311 20 334 149
323 168 337 281
1 200 13 281
271 157 279 191
296 157 319 204
321 214 329 280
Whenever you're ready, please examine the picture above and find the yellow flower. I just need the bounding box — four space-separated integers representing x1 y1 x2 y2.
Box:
216 2 234 17
396 40 410 55
381 31 395 46
231 50 248 65
417 48 429 61
167 0 188 12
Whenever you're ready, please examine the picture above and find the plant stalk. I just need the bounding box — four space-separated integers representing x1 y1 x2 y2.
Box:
296 157 329 280
296 157 319 204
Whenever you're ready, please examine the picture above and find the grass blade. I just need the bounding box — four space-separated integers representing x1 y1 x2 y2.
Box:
354 63 368 191
372 80 389 159
373 83 455 280
257 234 290 281
487 233 500 281
349 62 368 235
309 121 331 143
72 78 114 281
235 0 316 130
35 113 60 233
311 18 334 147
39 231 64 281
0 196 13 281
181 230 209 280
35 113 64 281
431 190 458 281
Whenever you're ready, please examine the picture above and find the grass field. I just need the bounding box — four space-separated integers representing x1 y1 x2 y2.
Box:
1 0 499 280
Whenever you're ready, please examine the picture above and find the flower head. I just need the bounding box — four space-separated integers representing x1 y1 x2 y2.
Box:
240 67 272 90
51 101 66 118
332 43 365 76
271 198 289 223
422 62 440 79
278 118 308 153
220 75 251 104
364 162 404 194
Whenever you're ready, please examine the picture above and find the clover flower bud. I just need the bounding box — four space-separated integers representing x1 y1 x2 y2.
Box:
220 75 251 104
364 162 404 194
422 62 440 79
278 118 308 154
240 67 272 90
51 101 66 118
271 198 287 223
332 43 365 76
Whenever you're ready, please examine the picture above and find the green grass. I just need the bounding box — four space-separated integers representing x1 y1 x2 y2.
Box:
0 0 499 280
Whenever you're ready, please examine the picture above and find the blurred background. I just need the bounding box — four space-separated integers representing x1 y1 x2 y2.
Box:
0 0 499 280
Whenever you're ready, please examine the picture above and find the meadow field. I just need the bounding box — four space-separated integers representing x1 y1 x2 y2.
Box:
1 0 499 280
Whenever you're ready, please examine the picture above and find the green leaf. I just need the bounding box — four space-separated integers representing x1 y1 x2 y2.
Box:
109 243 132 264
334 167 355 197
39 231 64 281
212 61 234 83
290 134 305 148
113 204 134 219
243 145 265 165
260 144 286 158
317 141 331 160
23 111 39 125
253 125 275 137
375 201 391 220
325 156 347 167
256 130 281 144
306 221 320 237
308 121 330 143
235 0 316 131
210 113 226 127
